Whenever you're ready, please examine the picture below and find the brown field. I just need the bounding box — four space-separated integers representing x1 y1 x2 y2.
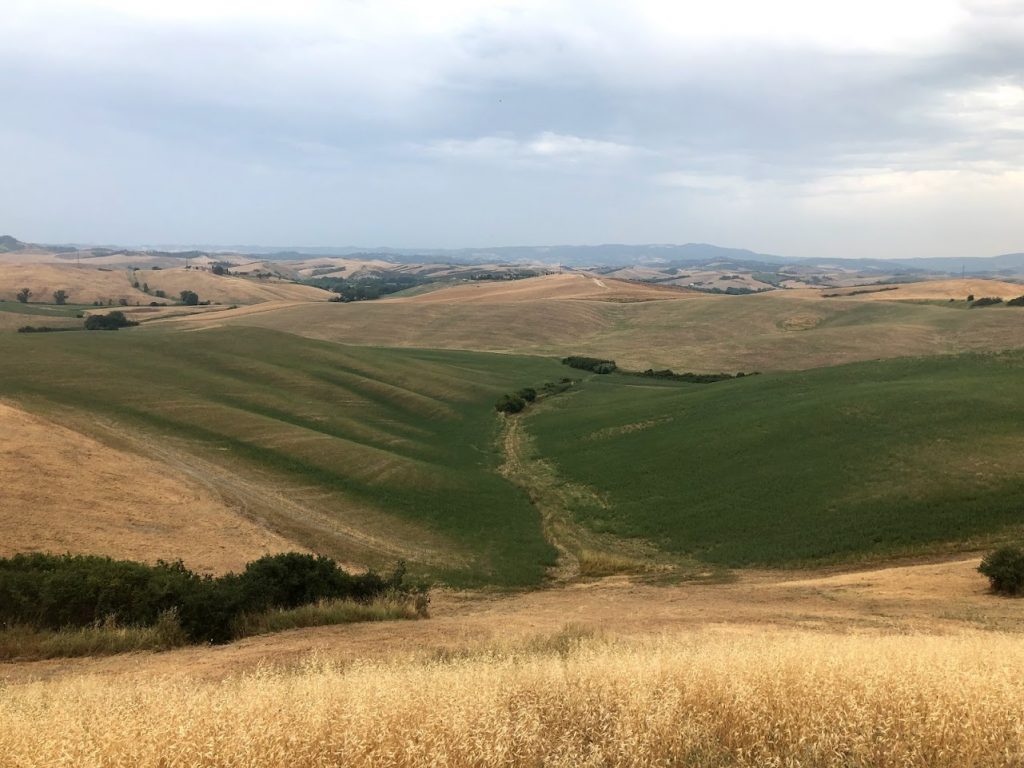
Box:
0 263 331 306
138 267 332 304
0 401 301 574
3 557 1024 766
175 281 1024 372
394 272 701 303
815 277 1024 301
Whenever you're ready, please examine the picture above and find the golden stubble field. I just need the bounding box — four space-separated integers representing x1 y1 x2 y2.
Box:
2 557 1023 767
167 274 1024 373
0 401 300 574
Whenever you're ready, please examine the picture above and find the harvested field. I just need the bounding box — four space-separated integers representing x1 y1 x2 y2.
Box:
393 272 701 303
0 401 300 574
817 277 1024 301
196 288 1024 372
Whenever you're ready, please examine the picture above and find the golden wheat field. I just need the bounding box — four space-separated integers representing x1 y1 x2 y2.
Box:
2 629 1023 768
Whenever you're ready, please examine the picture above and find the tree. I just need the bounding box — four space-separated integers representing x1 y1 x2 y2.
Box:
53 289 68 305
211 264 228 276
84 311 139 331
979 545 1024 596
16 287 31 304
179 290 199 306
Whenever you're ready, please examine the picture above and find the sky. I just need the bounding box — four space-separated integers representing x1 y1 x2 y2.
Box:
2 0 1023 259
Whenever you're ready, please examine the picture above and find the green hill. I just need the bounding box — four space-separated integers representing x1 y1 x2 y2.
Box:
0 327 568 586
527 352 1024 567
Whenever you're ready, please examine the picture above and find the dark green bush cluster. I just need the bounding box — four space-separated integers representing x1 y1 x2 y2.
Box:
639 368 757 383
978 546 1024 596
495 388 534 413
562 356 617 374
84 311 139 331
0 553 420 644
16 326 79 334
970 296 1003 308
1007 296 1024 307
307 273 432 301
494 381 575 414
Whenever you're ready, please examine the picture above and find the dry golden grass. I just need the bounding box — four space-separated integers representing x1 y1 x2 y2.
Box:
0 263 331 306
205 285 1024 372
138 267 332 304
3 628 1024 767
815 278 1024 301
0 263 138 304
394 272 702 303
0 402 302 574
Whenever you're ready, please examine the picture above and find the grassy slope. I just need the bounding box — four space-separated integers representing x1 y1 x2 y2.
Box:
529 352 1024 566
212 291 1024 372
0 327 567 586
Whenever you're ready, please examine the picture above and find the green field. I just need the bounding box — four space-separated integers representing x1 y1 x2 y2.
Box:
527 354 1024 566
0 327 569 586
7 318 1024 583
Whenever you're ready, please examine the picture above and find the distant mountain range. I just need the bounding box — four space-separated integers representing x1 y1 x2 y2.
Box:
4 235 1024 275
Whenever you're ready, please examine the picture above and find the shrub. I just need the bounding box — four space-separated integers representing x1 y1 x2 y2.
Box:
970 297 1003 308
84 311 139 331
1007 295 1024 307
978 546 1024 596
562 356 617 374
495 393 526 413
15 288 31 303
967 294 975 302
0 553 423 645
17 325 78 333
179 290 199 306
517 387 537 402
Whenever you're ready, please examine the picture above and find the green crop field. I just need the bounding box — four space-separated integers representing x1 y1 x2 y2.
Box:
0 327 570 586
527 353 1024 567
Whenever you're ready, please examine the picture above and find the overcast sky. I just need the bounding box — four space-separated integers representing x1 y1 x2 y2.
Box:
2 0 1023 258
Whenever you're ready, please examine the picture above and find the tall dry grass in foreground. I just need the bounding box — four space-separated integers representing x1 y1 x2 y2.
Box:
3 629 1024 767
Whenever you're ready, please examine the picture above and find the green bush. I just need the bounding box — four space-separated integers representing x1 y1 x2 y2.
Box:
84 311 139 331
978 546 1024 596
517 387 537 402
495 393 526 413
970 297 1003 308
0 553 422 644
562 356 617 374
1007 296 1024 307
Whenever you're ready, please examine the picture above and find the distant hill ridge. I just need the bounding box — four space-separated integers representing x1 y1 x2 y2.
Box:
4 235 1024 274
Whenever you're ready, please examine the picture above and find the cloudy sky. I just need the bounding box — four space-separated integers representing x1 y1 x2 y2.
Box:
3 0 1023 258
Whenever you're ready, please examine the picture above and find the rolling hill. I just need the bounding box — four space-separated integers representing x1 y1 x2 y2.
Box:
178 277 1024 372
527 352 1024 567
0 264 332 306
0 327 569 586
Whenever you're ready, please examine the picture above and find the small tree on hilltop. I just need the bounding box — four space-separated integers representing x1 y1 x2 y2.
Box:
53 289 68 305
16 287 31 304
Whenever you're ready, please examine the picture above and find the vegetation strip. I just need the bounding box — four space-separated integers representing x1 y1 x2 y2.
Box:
0 552 427 655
